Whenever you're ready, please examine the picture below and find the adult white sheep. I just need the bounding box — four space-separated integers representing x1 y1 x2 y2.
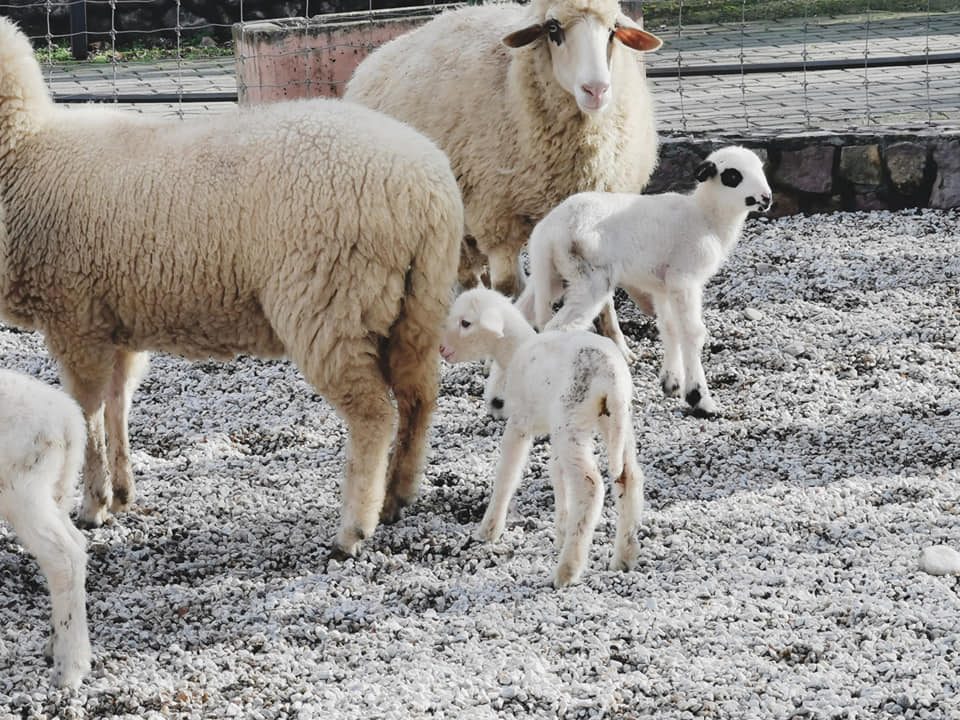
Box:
0 18 462 557
0 369 90 688
516 145 772 418
440 288 644 587
345 0 663 297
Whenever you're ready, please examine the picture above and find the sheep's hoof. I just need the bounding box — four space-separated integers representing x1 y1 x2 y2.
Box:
379 495 410 525
110 487 133 513
76 505 109 530
473 518 502 543
609 542 640 572
327 545 355 562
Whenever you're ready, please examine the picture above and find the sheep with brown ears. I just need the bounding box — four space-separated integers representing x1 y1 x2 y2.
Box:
346 0 663 297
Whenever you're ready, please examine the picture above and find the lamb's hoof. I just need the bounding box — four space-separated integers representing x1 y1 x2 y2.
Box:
552 562 582 588
620 346 638 365
487 397 507 420
688 405 720 420
685 389 719 419
474 518 503 543
660 376 681 398
609 542 640 572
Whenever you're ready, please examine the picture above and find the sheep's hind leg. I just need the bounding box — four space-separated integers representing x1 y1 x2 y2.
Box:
8 476 91 688
475 419 533 543
548 451 568 550
104 350 148 513
597 299 636 364
609 456 644 572
655 294 684 399
553 434 604 588
55 345 114 528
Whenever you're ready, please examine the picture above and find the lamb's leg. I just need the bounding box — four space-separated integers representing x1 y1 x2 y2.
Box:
553 434 604 588
596 299 636 364
57 348 114 528
670 286 718 418
610 456 644 572
8 489 90 688
475 419 532 542
545 268 615 333
483 360 508 419
654 294 684 398
548 451 567 550
104 350 148 513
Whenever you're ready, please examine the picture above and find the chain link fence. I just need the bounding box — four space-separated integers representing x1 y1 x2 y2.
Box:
4 0 960 131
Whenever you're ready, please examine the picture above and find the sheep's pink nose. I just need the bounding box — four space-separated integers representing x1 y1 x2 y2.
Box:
581 82 609 102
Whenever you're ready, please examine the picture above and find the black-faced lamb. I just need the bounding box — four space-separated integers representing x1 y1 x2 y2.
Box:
440 288 644 587
0 369 90 688
0 18 463 556
515 145 772 418
346 0 663 297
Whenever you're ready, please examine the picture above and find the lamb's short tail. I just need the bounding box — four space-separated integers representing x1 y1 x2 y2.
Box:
603 383 633 480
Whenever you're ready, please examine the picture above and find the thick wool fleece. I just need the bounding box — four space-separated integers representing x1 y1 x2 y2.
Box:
345 0 658 295
0 17 462 551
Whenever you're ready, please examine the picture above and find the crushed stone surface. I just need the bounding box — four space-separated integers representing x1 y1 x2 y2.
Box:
1 209 958 719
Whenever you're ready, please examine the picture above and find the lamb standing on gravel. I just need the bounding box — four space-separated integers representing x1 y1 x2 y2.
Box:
515 145 772 418
346 0 663 296
440 288 644 587
0 17 463 556
0 369 90 688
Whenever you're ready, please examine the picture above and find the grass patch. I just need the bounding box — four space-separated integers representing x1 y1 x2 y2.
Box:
35 39 234 64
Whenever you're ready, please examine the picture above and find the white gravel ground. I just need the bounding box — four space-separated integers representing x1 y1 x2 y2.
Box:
1 209 958 720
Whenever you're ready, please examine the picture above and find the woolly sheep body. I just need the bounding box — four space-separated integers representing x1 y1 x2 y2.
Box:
345 0 660 296
0 369 90 688
440 288 644 587
0 18 463 555
517 146 771 417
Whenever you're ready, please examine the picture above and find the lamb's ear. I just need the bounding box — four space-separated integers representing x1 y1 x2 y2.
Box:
613 16 663 52
478 308 505 338
502 23 545 48
695 160 718 182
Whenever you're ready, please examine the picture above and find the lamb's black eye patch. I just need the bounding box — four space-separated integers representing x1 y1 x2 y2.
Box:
721 168 743 188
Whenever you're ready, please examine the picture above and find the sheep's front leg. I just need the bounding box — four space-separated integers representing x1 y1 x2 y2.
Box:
483 360 508 419
475 419 532 542
553 434 604 588
596 299 636 364
670 286 718 418
654 294 684 398
57 347 114 528
104 350 149 513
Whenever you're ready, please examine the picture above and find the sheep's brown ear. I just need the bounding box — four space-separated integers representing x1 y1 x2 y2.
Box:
613 25 663 52
502 24 545 48
695 160 718 182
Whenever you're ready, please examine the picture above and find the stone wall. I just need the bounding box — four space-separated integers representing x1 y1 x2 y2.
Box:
648 132 960 215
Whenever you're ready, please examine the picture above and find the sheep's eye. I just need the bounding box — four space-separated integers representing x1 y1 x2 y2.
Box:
545 20 564 45
721 168 743 188
460 319 472 329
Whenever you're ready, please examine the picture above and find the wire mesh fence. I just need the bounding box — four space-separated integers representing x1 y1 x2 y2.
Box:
4 0 960 132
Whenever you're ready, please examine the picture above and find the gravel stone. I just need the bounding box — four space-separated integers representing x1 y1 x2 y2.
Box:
1 209 958 719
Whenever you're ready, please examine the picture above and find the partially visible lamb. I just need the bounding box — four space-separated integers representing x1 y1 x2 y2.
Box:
0 369 90 688
440 288 644 587
0 17 463 556
346 0 663 297
516 146 771 418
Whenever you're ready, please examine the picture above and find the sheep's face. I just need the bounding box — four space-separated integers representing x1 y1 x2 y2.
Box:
502 7 662 115
694 146 772 213
439 289 507 364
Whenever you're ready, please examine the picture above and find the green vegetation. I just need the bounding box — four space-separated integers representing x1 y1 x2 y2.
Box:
35 38 233 64
642 0 959 26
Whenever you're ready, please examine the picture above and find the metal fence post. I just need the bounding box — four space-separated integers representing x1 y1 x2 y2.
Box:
70 0 87 60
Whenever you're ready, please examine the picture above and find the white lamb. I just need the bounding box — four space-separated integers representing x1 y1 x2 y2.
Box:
440 288 644 587
346 0 663 296
0 18 463 557
0 369 90 688
515 145 772 418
